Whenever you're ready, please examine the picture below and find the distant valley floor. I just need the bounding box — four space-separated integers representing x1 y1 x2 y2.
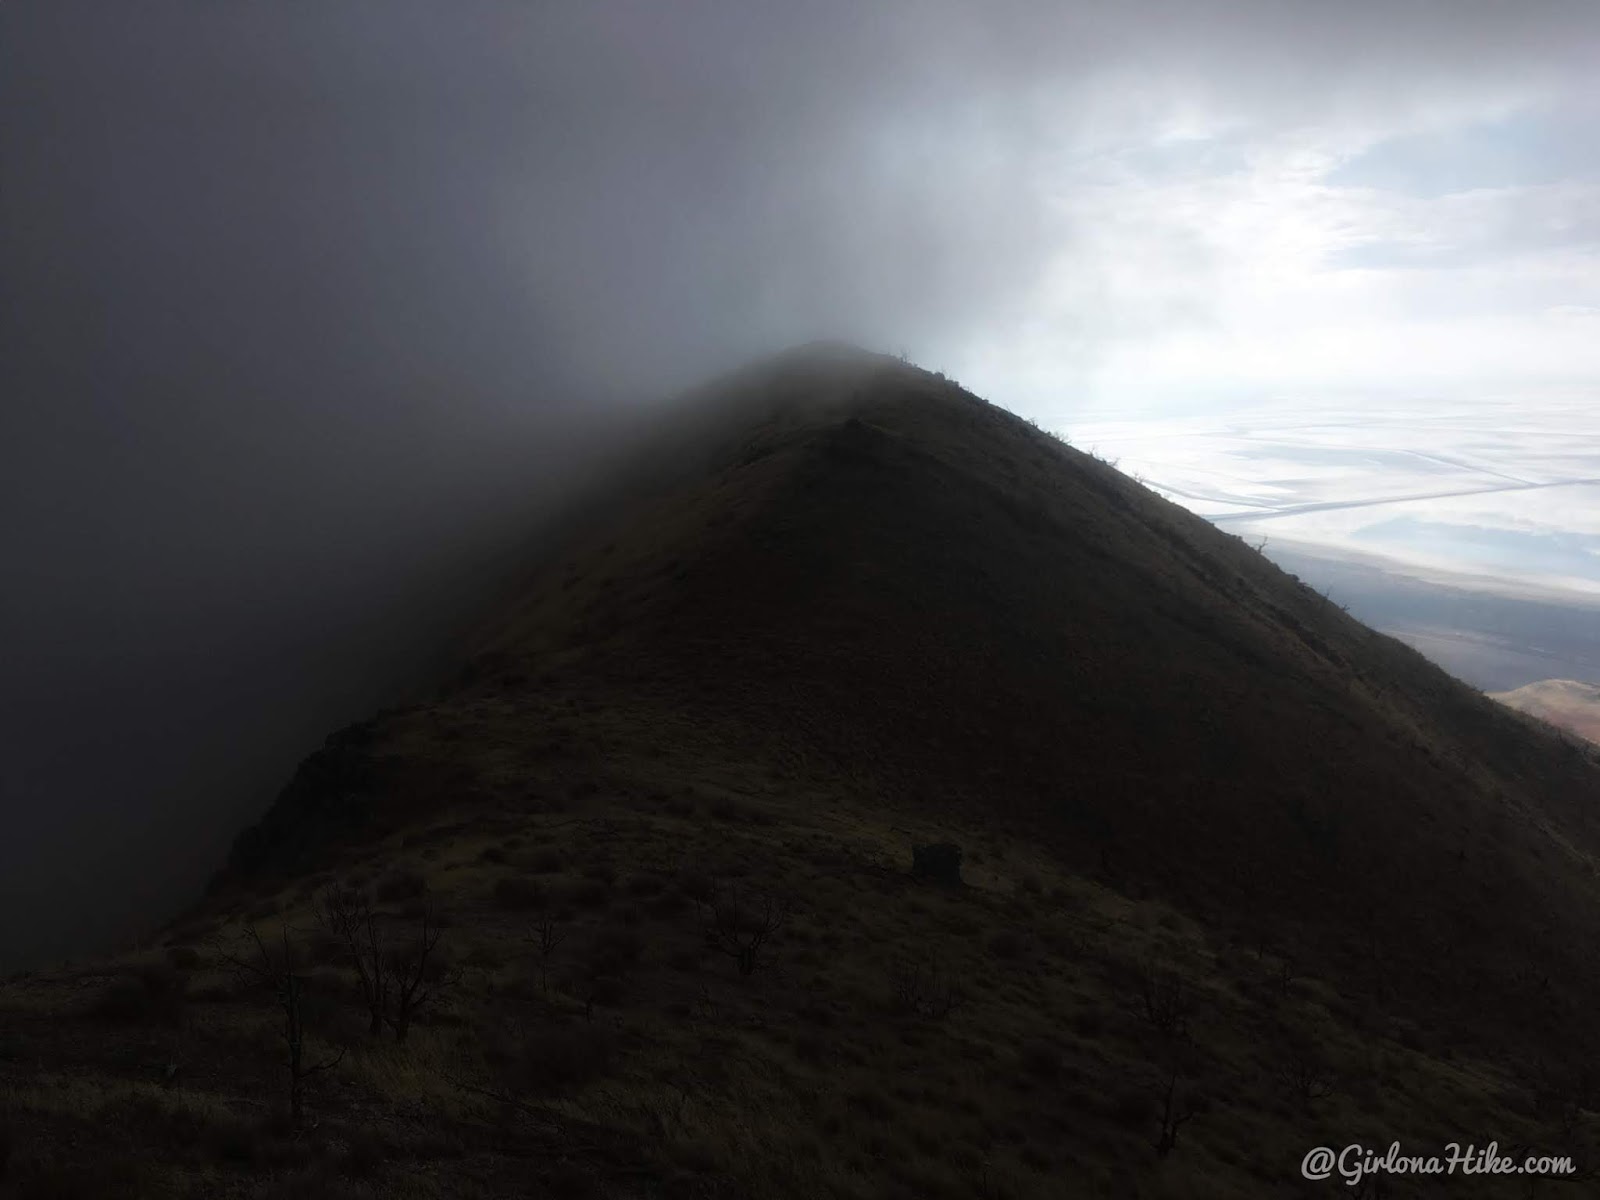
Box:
1066 395 1600 691
1260 540 1600 692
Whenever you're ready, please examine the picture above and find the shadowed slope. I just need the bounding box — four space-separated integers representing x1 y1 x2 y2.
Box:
13 346 1600 1197
461 351 1600 1034
229 346 1600 1048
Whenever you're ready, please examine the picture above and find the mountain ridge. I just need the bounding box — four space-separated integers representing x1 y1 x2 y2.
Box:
7 345 1600 1197
220 343 1600 1055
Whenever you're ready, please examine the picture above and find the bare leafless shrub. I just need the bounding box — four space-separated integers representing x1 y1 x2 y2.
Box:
889 951 962 1019
1153 1063 1209 1158
531 915 567 996
217 925 345 1129
1278 1044 1337 1109
315 882 458 1044
379 896 458 1044
1125 962 1196 1042
699 880 790 976
1272 953 1297 998
315 884 386 1037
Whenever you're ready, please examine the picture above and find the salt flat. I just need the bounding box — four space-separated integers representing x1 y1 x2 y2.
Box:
1068 395 1600 687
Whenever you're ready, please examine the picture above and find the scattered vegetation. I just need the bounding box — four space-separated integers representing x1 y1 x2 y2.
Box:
315 884 387 1036
530 914 566 996
1152 1060 1208 1158
216 925 346 1130
888 949 962 1019
698 880 791 977
379 896 458 1044
10 348 1600 1196
1125 961 1196 1042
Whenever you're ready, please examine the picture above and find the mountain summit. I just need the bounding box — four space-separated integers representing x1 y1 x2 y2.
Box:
8 346 1600 1196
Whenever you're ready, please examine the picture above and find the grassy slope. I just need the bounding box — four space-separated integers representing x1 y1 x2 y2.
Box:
4 345 1600 1198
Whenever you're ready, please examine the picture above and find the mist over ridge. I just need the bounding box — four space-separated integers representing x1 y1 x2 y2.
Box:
6 0 1600 966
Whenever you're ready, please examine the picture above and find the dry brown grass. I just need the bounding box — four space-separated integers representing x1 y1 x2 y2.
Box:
9 346 1600 1195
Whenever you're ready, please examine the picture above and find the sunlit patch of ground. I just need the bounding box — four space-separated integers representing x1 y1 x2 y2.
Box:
1492 679 1600 744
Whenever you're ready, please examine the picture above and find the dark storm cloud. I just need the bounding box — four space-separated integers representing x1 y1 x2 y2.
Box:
3 0 1598 965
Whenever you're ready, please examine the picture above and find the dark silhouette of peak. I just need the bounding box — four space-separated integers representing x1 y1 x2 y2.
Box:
14 346 1600 1196
224 342 1600 1054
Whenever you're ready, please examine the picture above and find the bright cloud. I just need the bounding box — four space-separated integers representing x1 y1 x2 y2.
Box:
932 96 1600 422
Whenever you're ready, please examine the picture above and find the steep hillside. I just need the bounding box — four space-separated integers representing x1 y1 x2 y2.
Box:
1494 679 1600 744
5 344 1600 1198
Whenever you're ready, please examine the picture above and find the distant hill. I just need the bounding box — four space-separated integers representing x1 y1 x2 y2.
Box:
1493 678 1600 744
6 343 1600 1197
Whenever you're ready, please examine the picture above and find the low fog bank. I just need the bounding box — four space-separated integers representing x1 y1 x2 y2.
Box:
0 0 969 966
0 398 642 968
0 5 741 968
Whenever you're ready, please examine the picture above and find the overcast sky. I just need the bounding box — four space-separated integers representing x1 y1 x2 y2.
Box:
3 0 1598 963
